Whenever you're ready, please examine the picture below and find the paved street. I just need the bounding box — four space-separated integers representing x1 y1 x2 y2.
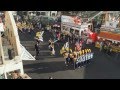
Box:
19 30 120 79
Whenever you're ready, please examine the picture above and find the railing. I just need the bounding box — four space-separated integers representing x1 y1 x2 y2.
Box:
20 44 35 60
87 11 103 23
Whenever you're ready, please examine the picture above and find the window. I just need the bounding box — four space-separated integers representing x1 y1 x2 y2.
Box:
70 28 74 33
41 12 46 15
36 12 40 16
29 12 31 15
75 30 79 35
23 12 27 15
52 13 55 16
63 26 65 30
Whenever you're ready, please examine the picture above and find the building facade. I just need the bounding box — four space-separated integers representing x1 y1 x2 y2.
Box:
0 11 35 79
20 11 58 17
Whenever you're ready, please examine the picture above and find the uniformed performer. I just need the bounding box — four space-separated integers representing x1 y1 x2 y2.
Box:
82 49 85 55
72 51 78 68
79 50 82 56
85 49 88 65
64 52 69 66
87 49 92 64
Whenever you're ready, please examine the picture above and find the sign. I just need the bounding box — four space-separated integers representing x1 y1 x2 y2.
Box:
105 21 118 28
61 15 81 25
0 23 4 32
76 52 94 64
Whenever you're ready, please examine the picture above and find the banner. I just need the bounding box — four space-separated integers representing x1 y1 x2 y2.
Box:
76 52 94 63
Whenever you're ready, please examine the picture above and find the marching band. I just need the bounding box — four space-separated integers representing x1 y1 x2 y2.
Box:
60 42 94 69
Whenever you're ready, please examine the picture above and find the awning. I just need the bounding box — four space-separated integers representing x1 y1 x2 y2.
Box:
98 31 120 42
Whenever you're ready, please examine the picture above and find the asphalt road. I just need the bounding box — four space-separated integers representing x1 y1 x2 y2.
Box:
19 30 120 79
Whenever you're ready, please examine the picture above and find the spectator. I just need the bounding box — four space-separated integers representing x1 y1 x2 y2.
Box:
50 43 55 55
99 40 104 52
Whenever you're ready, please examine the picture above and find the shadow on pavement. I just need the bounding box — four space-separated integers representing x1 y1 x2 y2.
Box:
83 45 120 79
24 61 75 74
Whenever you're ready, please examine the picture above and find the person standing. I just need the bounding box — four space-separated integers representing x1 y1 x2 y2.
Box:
75 40 81 52
51 43 55 55
35 42 40 56
99 40 104 52
48 38 52 50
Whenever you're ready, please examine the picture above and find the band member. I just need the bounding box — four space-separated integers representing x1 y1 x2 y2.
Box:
88 49 92 64
84 49 88 65
75 41 81 51
79 50 82 56
50 43 55 55
73 51 77 62
48 38 53 50
82 49 85 55
66 54 71 66
72 51 78 68
63 52 69 59
85 49 88 54
35 42 40 56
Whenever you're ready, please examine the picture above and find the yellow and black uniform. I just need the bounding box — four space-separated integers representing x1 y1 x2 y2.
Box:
79 50 82 56
36 32 41 38
87 49 91 53
82 50 85 55
85 49 88 54
60 47 72 55
73 51 77 62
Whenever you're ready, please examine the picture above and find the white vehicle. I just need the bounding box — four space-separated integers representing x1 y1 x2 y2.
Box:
61 22 93 36
61 15 93 36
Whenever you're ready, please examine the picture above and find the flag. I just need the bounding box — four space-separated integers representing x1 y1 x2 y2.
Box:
60 42 70 54
64 42 69 49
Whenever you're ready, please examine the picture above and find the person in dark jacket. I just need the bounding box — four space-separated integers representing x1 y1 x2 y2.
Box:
35 42 40 56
